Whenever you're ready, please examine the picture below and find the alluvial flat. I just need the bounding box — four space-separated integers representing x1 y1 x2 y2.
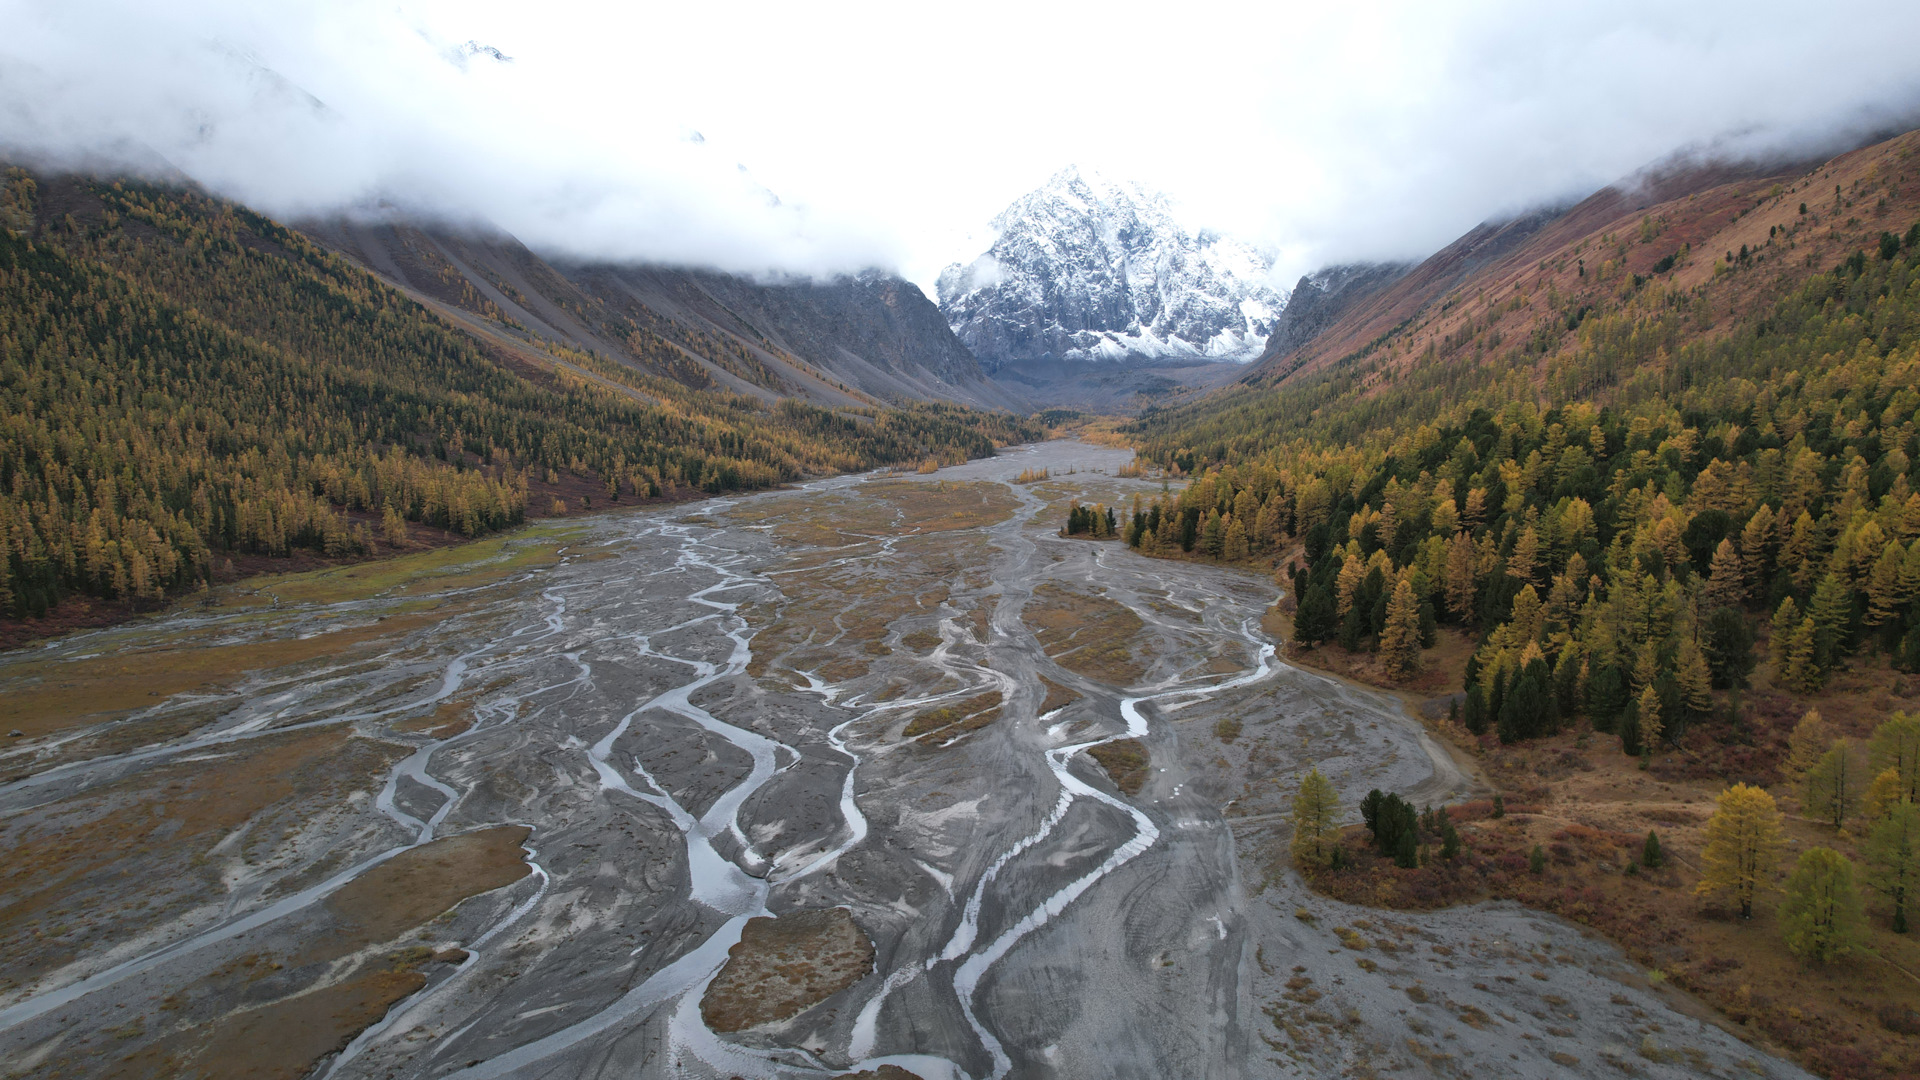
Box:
0 442 1809 1080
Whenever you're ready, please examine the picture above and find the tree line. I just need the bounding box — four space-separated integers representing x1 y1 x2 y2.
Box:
1291 708 1918 956
0 169 1040 616
1084 224 1920 756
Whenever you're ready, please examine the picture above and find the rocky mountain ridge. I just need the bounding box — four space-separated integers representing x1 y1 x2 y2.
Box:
937 167 1287 374
303 215 1028 413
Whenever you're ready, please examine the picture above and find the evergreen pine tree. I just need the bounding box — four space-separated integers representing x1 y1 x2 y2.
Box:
1338 602 1366 652
1395 829 1419 869
1703 605 1755 689
1463 683 1488 735
1808 572 1854 669
1293 584 1339 645
1585 663 1626 733
1642 830 1663 868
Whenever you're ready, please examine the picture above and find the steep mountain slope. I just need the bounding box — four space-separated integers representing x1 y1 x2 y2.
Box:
1253 261 1415 364
0 169 1039 626
1115 125 1920 1080
937 167 1286 397
1239 153 1836 391
1147 136 1897 456
304 218 1026 412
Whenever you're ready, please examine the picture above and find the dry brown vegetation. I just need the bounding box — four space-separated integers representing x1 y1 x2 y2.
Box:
105 964 439 1080
1088 739 1149 795
904 692 1004 743
728 481 1017 549
320 827 531 957
899 629 943 652
746 574 952 683
1025 583 1146 686
0 609 450 745
835 1066 924 1080
0 727 405 994
734 490 1005 683
1038 676 1078 716
1283 625 1480 700
21 824 526 1080
1304 719 1920 1080
700 908 874 1032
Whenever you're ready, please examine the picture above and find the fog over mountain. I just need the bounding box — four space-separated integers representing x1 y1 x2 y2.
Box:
3 0 1918 287
937 168 1287 371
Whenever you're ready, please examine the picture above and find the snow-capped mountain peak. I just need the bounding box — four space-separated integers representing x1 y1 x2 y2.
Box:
937 167 1287 372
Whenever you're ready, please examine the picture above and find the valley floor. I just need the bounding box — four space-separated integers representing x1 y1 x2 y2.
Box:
0 441 1812 1079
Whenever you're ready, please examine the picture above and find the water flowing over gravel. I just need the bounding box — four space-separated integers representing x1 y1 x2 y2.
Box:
0 442 1811 1080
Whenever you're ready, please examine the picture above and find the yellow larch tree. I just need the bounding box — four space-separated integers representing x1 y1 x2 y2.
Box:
1696 782 1785 919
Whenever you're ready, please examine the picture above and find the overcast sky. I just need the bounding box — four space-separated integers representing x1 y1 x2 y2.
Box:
4 0 1919 291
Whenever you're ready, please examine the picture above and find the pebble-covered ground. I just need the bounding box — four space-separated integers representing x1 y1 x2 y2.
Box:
0 441 1810 1080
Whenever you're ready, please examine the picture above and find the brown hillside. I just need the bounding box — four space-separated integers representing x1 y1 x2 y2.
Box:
300 218 1026 412
1246 133 1916 392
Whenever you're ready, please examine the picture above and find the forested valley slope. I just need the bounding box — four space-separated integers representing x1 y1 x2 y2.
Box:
1085 126 1920 1077
0 169 1039 640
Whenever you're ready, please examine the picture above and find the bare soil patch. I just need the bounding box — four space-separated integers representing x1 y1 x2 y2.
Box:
700 908 874 1032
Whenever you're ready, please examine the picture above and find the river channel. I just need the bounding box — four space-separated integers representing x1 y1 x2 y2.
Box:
0 441 1809 1079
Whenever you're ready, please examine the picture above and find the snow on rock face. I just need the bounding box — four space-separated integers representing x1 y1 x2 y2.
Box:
936 167 1288 372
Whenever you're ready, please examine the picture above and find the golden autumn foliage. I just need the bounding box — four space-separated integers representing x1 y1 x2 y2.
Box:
1697 782 1785 919
0 169 1039 616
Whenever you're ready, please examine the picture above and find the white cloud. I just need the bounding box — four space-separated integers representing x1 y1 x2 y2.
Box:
3 0 1917 289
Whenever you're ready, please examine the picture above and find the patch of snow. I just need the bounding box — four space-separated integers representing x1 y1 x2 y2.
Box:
937 166 1290 369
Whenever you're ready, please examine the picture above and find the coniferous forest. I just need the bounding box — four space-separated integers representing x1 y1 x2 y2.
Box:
0 169 1039 618
1116 144 1920 752
1083 129 1920 1080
